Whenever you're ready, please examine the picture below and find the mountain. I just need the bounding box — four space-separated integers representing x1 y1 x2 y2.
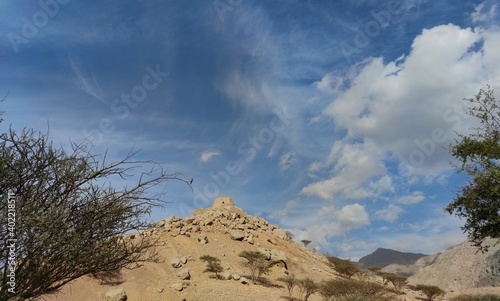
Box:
38 197 499 301
403 238 500 291
357 248 427 269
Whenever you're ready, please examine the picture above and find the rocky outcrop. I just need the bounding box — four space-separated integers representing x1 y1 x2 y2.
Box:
385 238 500 290
357 248 427 269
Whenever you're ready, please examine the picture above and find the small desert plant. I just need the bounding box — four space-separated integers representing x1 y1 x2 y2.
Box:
383 273 407 293
326 255 361 279
415 284 445 301
367 266 381 273
238 251 279 284
319 278 394 301
301 239 312 247
200 255 224 279
297 277 317 301
285 230 294 241
277 274 297 298
450 295 500 301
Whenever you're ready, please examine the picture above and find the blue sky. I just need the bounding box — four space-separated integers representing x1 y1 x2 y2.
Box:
1 0 500 259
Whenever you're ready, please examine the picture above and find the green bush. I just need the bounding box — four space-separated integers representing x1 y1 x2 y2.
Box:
319 278 395 301
415 284 445 301
450 295 500 301
277 275 297 298
200 255 224 279
326 255 361 279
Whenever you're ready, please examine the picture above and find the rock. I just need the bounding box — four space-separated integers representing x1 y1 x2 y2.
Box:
170 258 182 268
257 248 271 260
232 274 241 280
170 283 183 291
272 228 287 240
247 235 254 245
221 271 232 280
170 227 181 237
230 230 245 241
103 288 127 301
198 234 208 244
154 220 166 228
177 268 190 280
271 249 286 262
180 256 188 264
240 277 249 284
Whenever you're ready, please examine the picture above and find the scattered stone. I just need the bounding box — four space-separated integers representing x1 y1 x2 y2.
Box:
170 283 183 291
198 234 208 244
170 228 181 237
177 268 190 280
272 228 287 240
232 274 241 280
221 271 232 280
230 230 245 241
240 277 249 284
103 288 127 301
247 235 254 245
271 249 286 262
257 248 271 260
180 256 188 264
170 258 182 268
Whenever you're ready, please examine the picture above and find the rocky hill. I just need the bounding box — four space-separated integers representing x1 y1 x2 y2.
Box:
383 238 500 290
40 197 500 301
357 248 427 269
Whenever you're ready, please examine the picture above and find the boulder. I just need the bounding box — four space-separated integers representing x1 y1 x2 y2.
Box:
170 258 182 268
271 249 286 262
230 230 245 241
177 268 190 280
240 277 249 284
103 288 127 301
180 256 188 264
272 228 287 240
232 274 241 280
257 248 271 260
170 283 183 291
198 234 208 244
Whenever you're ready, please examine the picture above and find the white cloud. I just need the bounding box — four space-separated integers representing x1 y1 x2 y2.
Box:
311 24 500 192
397 191 425 205
471 2 497 23
308 161 325 172
374 204 403 222
301 140 386 200
200 150 221 162
69 57 106 102
285 203 370 251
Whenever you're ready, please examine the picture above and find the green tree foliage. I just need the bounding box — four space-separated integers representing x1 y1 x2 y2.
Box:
0 127 185 300
447 87 500 250
319 278 394 301
297 277 317 301
200 255 224 279
376 271 407 292
415 284 445 301
276 274 297 298
326 255 361 279
238 251 279 284
301 239 312 247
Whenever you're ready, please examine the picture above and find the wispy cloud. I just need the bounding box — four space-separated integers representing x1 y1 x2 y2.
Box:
69 57 106 102
200 150 221 162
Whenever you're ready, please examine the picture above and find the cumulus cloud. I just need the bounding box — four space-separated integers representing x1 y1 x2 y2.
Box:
200 150 221 162
290 203 370 251
303 24 500 204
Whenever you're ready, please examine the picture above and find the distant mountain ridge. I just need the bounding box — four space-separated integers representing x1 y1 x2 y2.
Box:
357 248 428 268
